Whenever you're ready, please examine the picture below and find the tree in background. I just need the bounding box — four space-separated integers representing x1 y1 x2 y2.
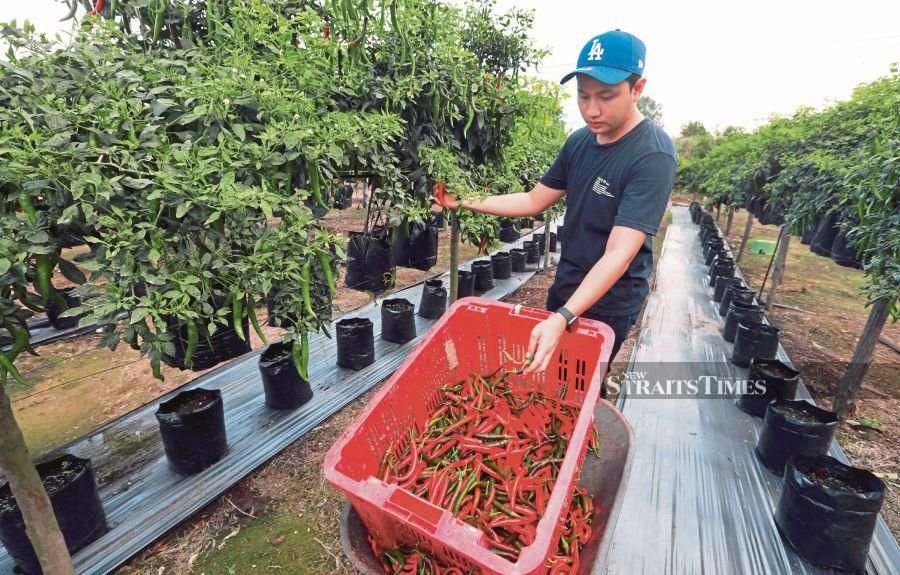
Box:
637 95 663 126
680 121 709 138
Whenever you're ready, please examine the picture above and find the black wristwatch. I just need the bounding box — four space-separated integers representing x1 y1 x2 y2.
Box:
555 306 578 331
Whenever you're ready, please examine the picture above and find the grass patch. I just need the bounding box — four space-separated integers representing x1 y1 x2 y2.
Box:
193 513 334 575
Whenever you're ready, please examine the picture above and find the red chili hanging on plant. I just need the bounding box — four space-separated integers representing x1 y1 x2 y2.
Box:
87 0 106 16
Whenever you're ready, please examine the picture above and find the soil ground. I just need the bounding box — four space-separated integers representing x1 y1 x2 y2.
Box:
113 208 673 575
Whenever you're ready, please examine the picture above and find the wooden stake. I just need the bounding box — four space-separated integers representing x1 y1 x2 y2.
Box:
833 297 891 419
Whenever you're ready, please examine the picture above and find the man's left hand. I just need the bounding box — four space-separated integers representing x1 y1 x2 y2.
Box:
523 312 568 374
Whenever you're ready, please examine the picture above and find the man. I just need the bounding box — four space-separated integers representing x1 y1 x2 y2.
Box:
433 30 676 383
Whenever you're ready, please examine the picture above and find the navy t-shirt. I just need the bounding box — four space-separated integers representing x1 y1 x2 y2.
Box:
540 119 677 316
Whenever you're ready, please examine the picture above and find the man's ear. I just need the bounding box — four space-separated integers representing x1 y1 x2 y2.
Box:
632 77 647 100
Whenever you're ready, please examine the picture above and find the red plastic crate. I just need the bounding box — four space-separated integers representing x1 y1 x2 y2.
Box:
324 297 615 574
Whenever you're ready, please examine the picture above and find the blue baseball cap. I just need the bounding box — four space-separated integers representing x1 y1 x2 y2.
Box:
561 30 646 85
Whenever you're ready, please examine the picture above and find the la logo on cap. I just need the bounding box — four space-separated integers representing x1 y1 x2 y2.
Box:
587 39 604 61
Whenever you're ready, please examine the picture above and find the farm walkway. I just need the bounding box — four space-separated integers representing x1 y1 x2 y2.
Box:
0 221 562 575
595 206 900 574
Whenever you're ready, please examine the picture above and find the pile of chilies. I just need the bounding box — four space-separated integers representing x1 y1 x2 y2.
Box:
371 365 600 574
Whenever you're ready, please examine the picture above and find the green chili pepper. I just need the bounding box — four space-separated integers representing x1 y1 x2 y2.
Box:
151 358 164 381
183 320 199 367
292 335 309 380
307 159 326 210
232 291 246 341
33 254 52 305
152 0 165 44
318 252 335 297
301 262 315 317
463 97 475 137
0 353 28 387
301 331 310 381
247 303 267 344
17 196 36 225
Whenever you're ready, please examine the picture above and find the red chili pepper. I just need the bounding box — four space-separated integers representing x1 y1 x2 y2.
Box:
87 0 106 16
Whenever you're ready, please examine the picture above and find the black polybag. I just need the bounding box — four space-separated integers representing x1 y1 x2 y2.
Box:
736 358 799 418
46 288 86 331
510 248 527 273
810 212 840 258
491 251 512 280
156 388 228 475
723 300 764 343
471 261 494 292
258 341 313 410
381 299 416 343
393 221 439 271
418 279 448 320
523 241 539 264
0 454 107 575
456 270 475 299
831 228 863 270
731 320 780 368
775 455 885 573
714 276 741 304
345 234 395 293
719 285 755 317
336 317 375 370
755 400 837 473
163 316 251 371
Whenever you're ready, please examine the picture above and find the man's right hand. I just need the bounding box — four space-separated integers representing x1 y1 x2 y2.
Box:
432 181 460 210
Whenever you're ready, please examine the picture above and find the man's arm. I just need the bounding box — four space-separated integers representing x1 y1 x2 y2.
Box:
434 182 565 218
523 225 646 374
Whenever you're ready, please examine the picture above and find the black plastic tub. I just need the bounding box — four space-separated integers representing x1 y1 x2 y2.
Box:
471 260 494 292
755 400 838 473
523 241 540 264
510 248 527 273
491 251 512 280
381 298 416 344
337 317 375 370
156 388 228 475
731 321 781 368
456 270 474 299
418 279 448 320
723 300 764 343
736 358 800 418
0 454 108 575
258 341 313 410
775 455 885 573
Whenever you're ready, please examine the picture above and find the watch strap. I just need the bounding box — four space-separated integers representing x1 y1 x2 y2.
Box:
555 306 577 330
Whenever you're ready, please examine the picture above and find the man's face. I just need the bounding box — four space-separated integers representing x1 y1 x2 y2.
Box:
576 74 645 141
